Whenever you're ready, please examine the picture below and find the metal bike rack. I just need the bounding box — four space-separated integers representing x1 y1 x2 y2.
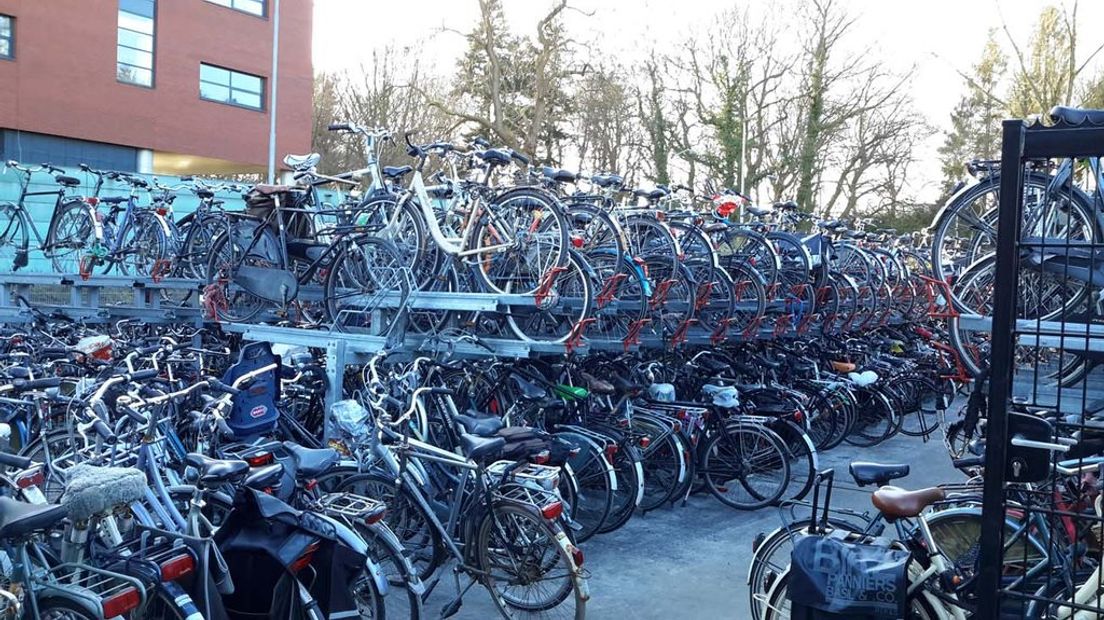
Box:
978 113 1104 619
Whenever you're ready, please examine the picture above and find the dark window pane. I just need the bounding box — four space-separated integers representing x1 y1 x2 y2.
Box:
0 15 11 59
0 40 8 59
199 63 263 110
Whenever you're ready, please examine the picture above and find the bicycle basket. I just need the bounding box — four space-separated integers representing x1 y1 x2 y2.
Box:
787 534 910 619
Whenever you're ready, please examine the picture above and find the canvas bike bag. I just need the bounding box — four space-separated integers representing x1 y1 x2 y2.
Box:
787 533 910 619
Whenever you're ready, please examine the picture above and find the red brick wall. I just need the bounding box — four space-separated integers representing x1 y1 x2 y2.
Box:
0 0 312 168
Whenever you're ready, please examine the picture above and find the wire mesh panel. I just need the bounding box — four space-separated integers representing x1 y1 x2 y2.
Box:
979 112 1104 619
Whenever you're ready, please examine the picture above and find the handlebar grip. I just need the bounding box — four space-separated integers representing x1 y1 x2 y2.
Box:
91 419 117 443
510 151 531 166
13 377 62 391
136 344 162 356
128 369 159 381
952 456 984 469
473 137 491 148
328 123 351 131
121 405 147 424
207 378 241 396
430 387 455 396
0 452 32 470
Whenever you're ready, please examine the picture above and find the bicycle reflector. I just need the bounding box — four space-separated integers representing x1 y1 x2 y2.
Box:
244 451 273 466
86 197 99 207
289 541 321 574
540 501 563 521
532 450 551 465
160 552 196 582
101 586 141 618
15 467 43 489
570 544 585 567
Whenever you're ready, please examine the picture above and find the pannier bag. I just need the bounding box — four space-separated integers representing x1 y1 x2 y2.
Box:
787 534 910 619
245 185 314 240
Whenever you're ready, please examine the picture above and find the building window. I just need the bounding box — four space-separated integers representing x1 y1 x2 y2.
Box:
206 0 265 17
117 0 155 87
200 64 264 111
0 15 12 60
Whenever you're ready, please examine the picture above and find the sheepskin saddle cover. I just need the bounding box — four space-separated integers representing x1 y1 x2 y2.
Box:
61 464 147 521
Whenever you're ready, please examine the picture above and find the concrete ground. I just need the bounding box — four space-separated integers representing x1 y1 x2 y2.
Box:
429 428 961 619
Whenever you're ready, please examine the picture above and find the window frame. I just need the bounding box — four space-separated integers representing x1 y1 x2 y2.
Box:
204 0 267 18
116 0 156 88
199 63 266 112
0 14 14 61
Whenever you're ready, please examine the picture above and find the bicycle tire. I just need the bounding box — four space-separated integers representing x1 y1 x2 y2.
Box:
701 422 791 510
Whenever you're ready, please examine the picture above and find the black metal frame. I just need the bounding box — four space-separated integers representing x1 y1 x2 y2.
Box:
979 115 1104 618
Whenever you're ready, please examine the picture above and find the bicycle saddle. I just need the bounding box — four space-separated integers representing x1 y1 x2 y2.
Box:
54 175 81 187
454 413 506 437
541 166 577 183
747 206 772 217
848 370 879 387
0 497 66 539
186 453 250 484
849 462 910 487
1049 106 1104 126
383 165 413 179
281 442 339 478
283 153 321 170
243 463 284 491
871 486 945 519
591 173 623 188
702 222 729 233
633 187 667 201
611 374 644 394
579 372 614 395
510 375 548 401
61 464 148 521
459 433 506 463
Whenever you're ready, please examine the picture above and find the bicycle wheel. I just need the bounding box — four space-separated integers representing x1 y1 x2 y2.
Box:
727 261 768 336
596 434 642 534
330 472 444 582
176 213 228 280
112 211 169 276
553 430 613 543
361 522 425 620
205 220 283 323
46 199 97 274
505 249 594 343
930 172 1095 283
0 203 29 272
325 236 411 335
844 388 898 447
890 376 942 438
585 250 648 342
713 226 780 287
701 423 791 510
354 194 433 289
478 502 586 620
635 418 686 513
766 417 817 502
472 188 569 296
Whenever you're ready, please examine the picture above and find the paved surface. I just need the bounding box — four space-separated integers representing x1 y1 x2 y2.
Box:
430 427 962 619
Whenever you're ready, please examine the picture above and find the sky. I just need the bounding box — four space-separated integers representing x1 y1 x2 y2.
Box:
311 0 1104 203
